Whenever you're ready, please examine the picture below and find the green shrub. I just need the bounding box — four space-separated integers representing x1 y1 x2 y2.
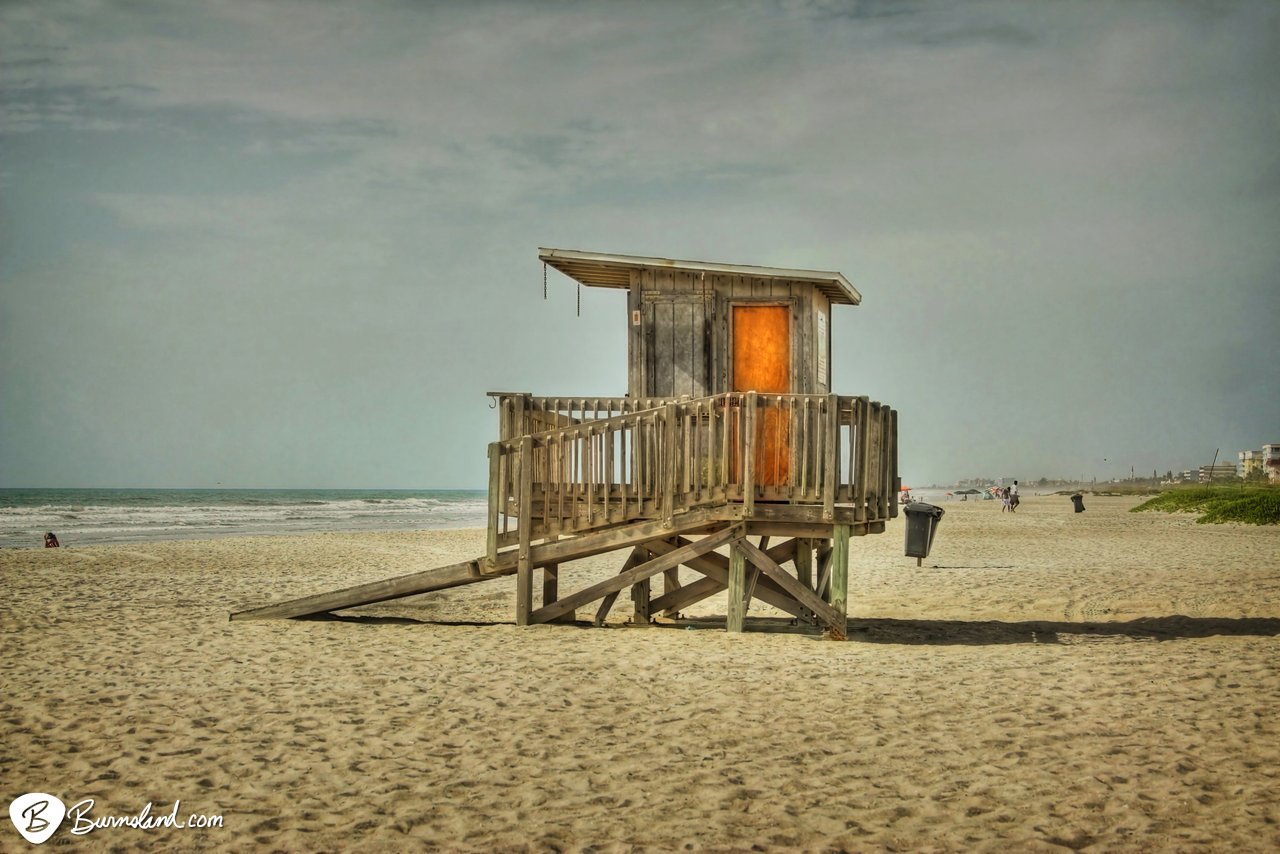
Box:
1132 486 1280 525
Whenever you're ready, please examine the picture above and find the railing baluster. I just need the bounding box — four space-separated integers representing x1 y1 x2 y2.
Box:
823 394 838 522
856 396 870 524
604 422 614 522
670 402 680 527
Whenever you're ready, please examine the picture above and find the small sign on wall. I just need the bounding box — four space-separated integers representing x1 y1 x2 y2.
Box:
631 310 641 326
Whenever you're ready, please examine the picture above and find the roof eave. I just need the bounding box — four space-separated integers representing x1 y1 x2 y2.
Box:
538 247 861 306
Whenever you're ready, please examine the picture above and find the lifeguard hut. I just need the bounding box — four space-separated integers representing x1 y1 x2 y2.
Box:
232 248 899 638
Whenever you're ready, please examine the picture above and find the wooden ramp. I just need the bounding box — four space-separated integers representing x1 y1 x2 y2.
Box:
228 557 495 621
231 511 724 622
228 510 855 638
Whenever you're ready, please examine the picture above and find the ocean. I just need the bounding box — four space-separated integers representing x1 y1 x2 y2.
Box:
0 488 489 549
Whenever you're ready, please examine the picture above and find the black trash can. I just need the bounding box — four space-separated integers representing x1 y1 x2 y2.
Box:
904 502 945 562
1071 493 1085 513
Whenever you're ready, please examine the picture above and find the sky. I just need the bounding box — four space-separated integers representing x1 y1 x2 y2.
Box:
1 0 1277 489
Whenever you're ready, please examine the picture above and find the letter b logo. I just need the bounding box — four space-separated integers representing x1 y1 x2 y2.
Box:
9 793 66 844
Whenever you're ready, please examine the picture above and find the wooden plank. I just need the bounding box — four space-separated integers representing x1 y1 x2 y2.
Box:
856 396 871 523
486 443 501 564
830 523 850 639
627 276 643 398
529 524 743 624
516 434 534 626
521 508 715 567
229 558 488 620
710 502 859 524
663 402 678 524
889 408 900 520
674 298 694 397
742 521 866 539
727 541 747 632
736 537 845 638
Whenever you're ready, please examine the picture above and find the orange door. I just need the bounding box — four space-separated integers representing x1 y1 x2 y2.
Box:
732 305 790 486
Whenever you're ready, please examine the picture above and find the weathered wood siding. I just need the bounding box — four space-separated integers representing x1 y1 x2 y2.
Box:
628 270 834 398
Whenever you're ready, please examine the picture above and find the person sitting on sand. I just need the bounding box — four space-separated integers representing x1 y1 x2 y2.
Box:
44 532 60 548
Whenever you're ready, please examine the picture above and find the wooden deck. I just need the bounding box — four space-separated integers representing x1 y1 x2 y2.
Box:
231 390 898 637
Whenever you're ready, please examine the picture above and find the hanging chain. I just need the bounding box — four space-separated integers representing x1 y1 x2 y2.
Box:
543 262 547 300
577 280 581 317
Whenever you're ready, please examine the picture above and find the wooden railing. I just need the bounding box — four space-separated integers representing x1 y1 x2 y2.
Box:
486 392 897 558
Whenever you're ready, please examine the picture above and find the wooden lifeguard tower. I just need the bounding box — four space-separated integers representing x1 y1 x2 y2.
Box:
231 248 899 638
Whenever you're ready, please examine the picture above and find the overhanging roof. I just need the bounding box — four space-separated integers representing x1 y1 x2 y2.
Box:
538 247 861 306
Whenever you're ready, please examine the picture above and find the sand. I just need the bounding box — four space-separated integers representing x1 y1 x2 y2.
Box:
3 494 1279 851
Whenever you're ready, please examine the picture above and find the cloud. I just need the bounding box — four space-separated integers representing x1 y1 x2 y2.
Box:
2 0 1278 486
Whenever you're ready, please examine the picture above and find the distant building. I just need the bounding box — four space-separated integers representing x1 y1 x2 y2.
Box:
1265 444 1280 483
1198 463 1239 482
1237 445 1280 482
1240 449 1263 478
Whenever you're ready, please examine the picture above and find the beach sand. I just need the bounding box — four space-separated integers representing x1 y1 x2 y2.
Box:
3 494 1279 851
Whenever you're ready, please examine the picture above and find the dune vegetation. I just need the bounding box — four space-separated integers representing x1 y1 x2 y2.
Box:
1131 485 1280 525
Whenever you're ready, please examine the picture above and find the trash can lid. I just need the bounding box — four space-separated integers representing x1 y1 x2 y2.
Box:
904 501 945 518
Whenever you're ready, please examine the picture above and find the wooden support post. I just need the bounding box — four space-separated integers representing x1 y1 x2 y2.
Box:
794 537 813 590
727 539 747 633
631 578 651 625
486 442 501 565
830 524 850 640
542 534 572 623
515 435 534 626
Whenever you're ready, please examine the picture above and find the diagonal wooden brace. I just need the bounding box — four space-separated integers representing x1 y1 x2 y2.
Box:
529 524 743 625
643 537 806 619
736 538 846 639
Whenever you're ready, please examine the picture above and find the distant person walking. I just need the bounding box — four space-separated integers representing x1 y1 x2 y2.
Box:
1009 481 1020 513
44 531 60 548
1000 487 1011 512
